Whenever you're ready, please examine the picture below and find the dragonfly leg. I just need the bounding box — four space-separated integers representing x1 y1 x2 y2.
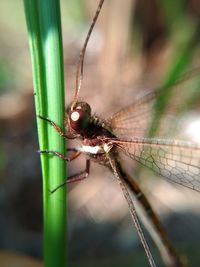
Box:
49 159 90 194
38 115 74 139
67 159 90 183
38 149 81 162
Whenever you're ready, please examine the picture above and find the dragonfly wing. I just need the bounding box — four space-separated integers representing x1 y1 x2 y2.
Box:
108 91 156 138
106 137 200 192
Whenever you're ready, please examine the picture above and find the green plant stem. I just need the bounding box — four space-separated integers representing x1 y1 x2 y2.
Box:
23 1 67 267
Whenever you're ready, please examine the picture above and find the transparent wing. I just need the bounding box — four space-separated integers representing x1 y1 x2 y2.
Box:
108 67 200 139
105 137 200 191
108 91 157 138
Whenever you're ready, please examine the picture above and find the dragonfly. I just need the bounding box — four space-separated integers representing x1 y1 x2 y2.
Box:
39 0 200 266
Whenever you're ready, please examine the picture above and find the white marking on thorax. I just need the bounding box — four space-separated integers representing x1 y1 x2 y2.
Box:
77 143 113 155
77 145 103 154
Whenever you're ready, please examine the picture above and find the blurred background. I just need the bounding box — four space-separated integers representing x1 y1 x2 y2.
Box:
1 0 200 266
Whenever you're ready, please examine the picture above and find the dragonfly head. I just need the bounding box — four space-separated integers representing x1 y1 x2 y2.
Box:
68 101 91 133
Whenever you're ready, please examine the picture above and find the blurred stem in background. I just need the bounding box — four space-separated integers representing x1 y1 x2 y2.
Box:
148 24 200 137
136 0 200 137
23 1 67 267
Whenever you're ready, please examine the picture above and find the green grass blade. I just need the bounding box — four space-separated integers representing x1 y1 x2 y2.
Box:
23 1 67 267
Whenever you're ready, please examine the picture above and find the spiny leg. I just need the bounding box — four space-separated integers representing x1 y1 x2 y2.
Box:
38 115 74 139
38 146 90 192
49 159 90 194
39 149 81 162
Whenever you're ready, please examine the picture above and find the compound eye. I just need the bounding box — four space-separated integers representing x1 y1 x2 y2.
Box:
71 111 80 122
70 108 90 132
